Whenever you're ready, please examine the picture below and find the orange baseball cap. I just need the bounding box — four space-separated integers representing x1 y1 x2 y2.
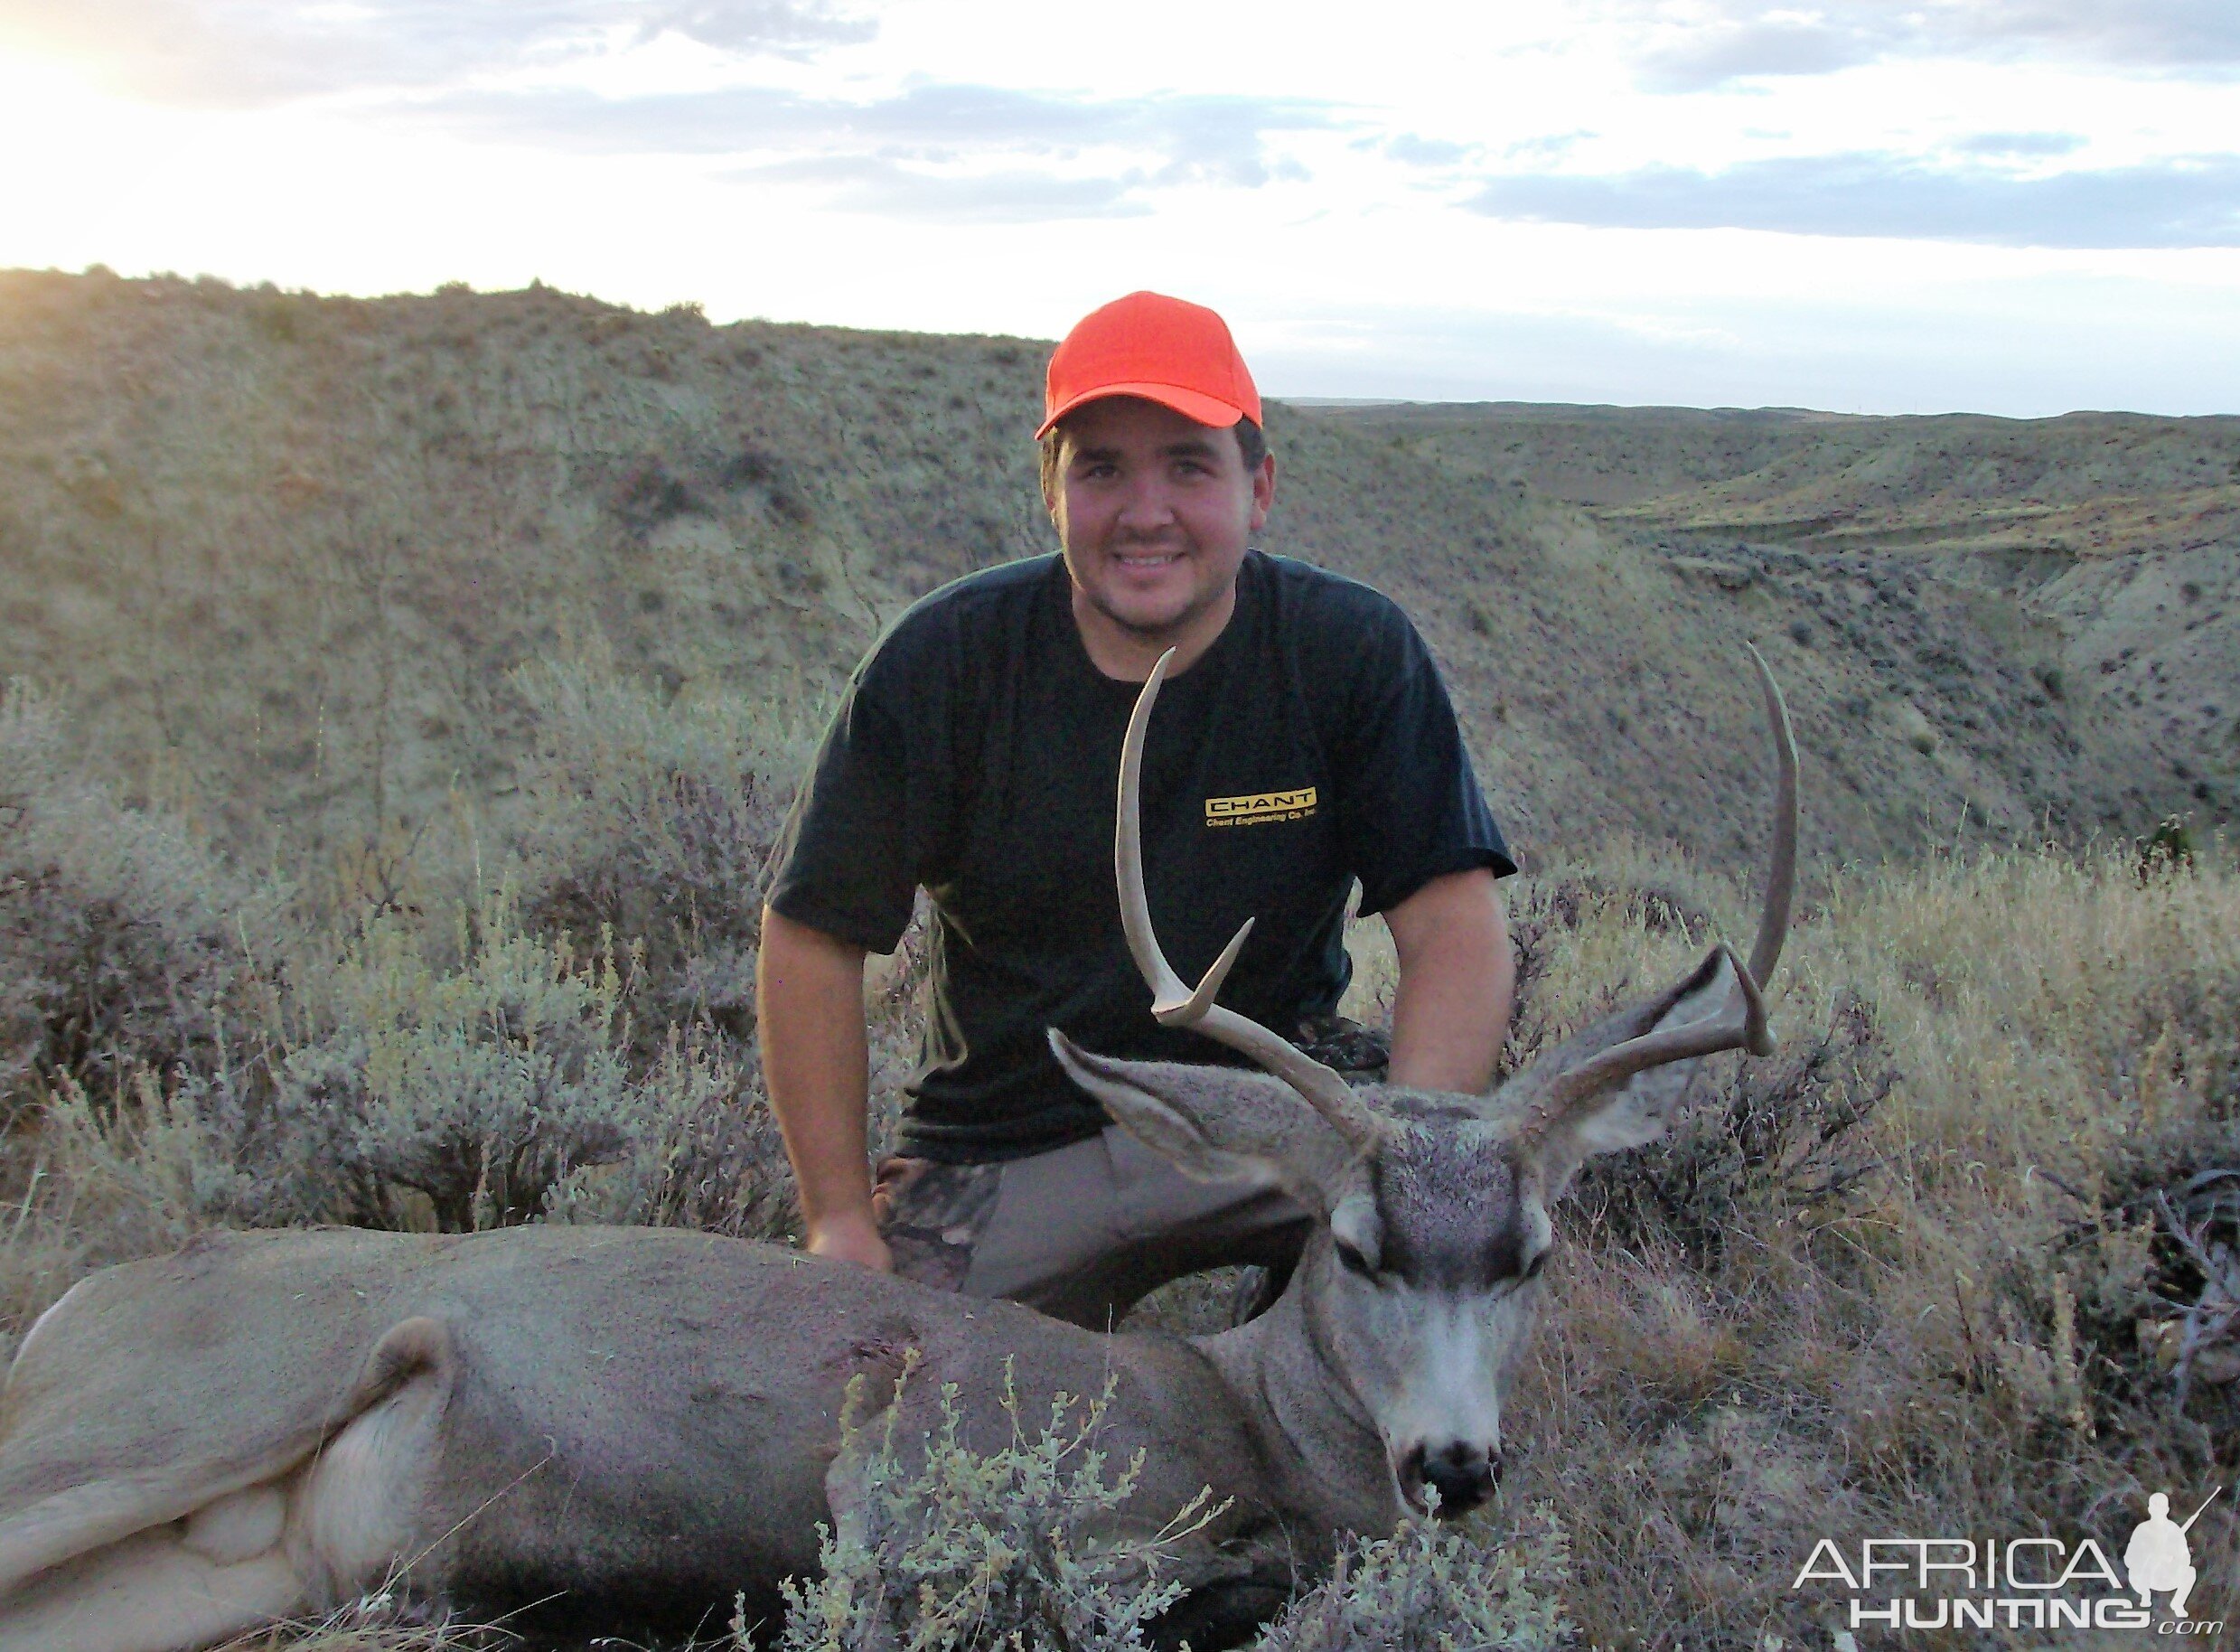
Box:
1036 291 1262 440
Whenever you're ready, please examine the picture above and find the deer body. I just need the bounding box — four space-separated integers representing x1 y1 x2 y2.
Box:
0 651 1797 1652
0 1225 1333 1648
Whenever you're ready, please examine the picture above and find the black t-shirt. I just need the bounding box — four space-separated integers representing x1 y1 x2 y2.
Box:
765 549 1514 1162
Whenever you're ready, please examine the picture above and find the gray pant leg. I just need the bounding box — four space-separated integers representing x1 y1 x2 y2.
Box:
963 1126 1310 1330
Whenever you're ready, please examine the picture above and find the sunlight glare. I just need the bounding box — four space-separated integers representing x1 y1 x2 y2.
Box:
0 52 158 268
0 51 111 145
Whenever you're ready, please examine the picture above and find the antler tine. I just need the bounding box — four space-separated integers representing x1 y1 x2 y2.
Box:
1513 649 1798 1149
1119 652 1383 1152
1744 642 1797 992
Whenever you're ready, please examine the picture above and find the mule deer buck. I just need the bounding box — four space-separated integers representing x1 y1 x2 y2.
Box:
0 650 1796 1652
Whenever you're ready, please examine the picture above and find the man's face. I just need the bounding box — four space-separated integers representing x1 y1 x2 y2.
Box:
1045 396 1275 658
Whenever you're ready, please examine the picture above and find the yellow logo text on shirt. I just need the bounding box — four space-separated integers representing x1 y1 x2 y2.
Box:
1204 787 1317 828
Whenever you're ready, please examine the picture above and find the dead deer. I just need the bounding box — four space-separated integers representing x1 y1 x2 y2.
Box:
0 650 1795 1652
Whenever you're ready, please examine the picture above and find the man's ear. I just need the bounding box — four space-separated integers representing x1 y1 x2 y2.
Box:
1248 451 1276 533
1048 1031 1356 1217
1041 428 1068 527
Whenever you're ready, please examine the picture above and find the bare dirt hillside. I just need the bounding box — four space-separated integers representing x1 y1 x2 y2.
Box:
0 269 2216 894
1340 400 2240 825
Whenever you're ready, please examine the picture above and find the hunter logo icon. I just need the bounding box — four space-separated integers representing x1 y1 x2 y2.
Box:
2128 1489 2217 1619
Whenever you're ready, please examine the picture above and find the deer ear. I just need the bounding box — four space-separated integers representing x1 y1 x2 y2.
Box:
1530 949 1735 1195
1048 1031 1357 1217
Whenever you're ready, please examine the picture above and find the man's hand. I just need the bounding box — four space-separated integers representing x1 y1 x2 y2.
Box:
1382 868 1514 1094
806 1206 894 1272
759 907 893 1273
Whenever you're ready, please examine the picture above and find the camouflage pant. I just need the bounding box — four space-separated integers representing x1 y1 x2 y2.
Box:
872 1014 1387 1330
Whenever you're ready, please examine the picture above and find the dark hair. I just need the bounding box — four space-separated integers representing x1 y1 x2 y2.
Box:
1039 415 1269 500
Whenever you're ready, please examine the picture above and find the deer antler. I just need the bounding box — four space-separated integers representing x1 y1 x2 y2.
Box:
1118 651 1384 1154
1511 644 1798 1148
1743 643 1796 994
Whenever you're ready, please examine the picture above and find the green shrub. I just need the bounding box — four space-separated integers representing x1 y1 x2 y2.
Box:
39 1068 258 1254
2140 812 2196 875
0 680 287 1122
237 891 791 1235
0 889 793 1357
1250 1503 1570 1652
1570 987 1894 1264
14 902 731 1239
542 1030 795 1238
754 1359 1221 1652
509 645 805 1053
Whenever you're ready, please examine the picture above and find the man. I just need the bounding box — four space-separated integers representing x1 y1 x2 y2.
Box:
758 291 1515 1328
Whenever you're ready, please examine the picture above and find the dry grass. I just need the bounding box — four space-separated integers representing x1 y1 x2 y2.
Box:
9 766 2240 1643
1502 831 2240 1647
3 669 2236 1643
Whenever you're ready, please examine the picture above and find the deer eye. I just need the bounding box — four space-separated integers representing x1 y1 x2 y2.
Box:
1334 1237 1375 1278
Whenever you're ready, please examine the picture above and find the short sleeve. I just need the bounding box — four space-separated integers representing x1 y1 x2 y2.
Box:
1328 601 1515 916
764 665 929 955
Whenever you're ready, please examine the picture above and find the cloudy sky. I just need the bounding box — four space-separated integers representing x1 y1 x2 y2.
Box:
3 0 2236 413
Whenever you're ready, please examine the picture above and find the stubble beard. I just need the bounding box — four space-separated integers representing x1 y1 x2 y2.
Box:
1079 549 1219 646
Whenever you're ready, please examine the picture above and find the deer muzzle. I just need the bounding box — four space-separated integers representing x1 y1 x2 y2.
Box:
1397 1437 1502 1518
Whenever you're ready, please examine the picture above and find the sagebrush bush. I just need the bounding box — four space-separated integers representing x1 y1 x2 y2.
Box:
0 1059 270 1367
0 896 797 1364
0 681 803 1364
1570 985 1894 1263
40 1068 257 1253
0 680 287 1121
509 644 804 1053
241 890 792 1234
1251 1502 1570 1652
755 1358 1221 1652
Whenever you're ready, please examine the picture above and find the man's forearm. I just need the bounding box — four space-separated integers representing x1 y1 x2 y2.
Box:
757 907 883 1257
1382 869 1514 1094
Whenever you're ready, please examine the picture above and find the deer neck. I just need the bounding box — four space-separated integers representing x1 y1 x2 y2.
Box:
1189 1281 1403 1538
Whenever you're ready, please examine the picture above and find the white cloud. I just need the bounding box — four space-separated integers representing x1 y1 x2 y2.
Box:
1602 0 2240 92
1466 153 2240 249
0 0 873 105
1951 131 2085 157
734 155 1148 221
414 82 1335 213
1 0 2235 414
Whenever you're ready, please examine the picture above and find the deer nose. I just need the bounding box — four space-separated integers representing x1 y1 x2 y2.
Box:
1401 1440 1500 1517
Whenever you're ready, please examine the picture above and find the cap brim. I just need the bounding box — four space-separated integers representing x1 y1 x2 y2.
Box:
1035 381 1246 440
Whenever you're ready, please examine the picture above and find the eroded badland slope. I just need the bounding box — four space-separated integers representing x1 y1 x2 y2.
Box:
0 269 2220 892
1343 400 2240 828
